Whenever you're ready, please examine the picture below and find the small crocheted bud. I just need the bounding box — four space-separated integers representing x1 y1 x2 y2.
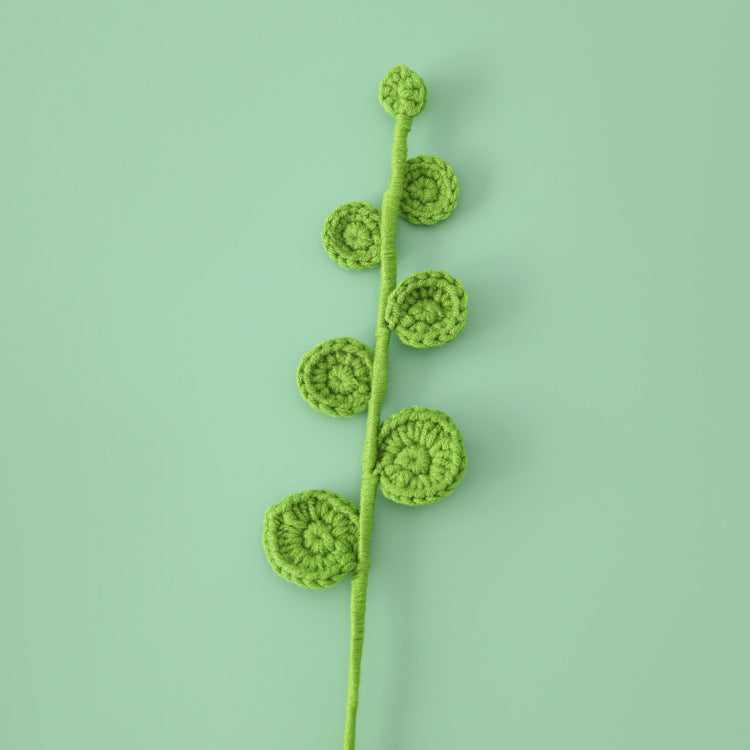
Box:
401 155 459 225
379 64 428 118
297 337 374 417
263 490 359 589
385 270 468 348
322 202 381 269
376 406 466 506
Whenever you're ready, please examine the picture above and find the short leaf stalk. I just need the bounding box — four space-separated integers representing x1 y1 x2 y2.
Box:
262 65 468 750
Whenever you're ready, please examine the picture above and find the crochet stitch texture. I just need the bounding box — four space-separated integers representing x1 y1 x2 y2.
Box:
262 64 467 750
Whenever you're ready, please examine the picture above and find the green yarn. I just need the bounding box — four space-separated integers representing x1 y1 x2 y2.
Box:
377 406 466 506
297 337 374 417
401 155 459 225
378 64 427 118
262 490 359 589
385 270 468 348
322 201 381 269
261 65 468 750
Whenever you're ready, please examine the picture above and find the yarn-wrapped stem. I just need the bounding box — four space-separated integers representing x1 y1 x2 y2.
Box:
343 111 413 750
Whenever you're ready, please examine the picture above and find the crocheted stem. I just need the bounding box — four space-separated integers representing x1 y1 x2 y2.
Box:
343 112 412 750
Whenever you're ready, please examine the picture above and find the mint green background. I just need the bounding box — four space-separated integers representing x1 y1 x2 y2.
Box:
2 1 748 748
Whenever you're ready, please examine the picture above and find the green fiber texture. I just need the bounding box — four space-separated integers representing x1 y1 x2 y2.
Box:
6 7 749 750
261 64 467 750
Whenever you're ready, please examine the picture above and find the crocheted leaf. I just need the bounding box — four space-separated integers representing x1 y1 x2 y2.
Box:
376 406 466 505
297 337 374 417
263 490 359 589
400 155 459 225
379 64 428 118
322 202 381 269
385 271 468 348
262 65 471 747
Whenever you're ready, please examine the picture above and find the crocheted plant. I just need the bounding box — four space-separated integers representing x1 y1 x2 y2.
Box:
262 64 467 749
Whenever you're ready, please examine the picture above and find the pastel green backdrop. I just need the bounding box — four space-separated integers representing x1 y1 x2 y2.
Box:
1 1 748 748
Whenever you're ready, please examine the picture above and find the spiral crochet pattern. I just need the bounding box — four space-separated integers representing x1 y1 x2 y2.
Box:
401 155 459 225
263 65 471 750
385 270 468 348
376 406 467 505
378 64 427 118
297 337 374 417
263 490 360 589
322 202 381 269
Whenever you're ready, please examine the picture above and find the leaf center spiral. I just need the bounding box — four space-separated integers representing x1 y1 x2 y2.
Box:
395 444 432 476
407 175 438 203
328 363 358 394
343 222 372 252
303 520 336 554
410 298 443 325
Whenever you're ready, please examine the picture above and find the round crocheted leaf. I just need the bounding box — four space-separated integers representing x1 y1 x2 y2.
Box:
376 406 466 506
297 337 374 417
322 202 381 269
379 64 427 118
263 490 359 589
400 155 459 225
385 270 468 348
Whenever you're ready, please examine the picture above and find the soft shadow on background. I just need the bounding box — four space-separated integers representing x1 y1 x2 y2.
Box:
2 1 749 749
